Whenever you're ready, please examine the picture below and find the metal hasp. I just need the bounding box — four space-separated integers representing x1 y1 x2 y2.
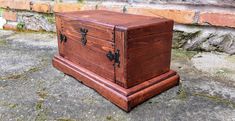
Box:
106 49 120 67
80 28 88 46
60 33 67 43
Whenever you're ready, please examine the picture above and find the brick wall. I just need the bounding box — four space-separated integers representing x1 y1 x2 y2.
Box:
0 0 235 54
0 0 235 29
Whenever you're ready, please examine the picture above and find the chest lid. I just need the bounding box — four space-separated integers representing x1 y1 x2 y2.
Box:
56 10 173 39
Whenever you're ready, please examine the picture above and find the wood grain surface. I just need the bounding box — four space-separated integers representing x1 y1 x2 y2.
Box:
54 10 179 111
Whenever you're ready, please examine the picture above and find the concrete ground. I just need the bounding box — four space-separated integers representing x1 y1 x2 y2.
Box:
0 30 234 121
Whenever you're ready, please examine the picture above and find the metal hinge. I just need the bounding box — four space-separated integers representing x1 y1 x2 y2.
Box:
106 49 120 67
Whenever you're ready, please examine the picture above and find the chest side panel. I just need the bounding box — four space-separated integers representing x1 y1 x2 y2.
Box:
125 21 174 88
57 16 115 82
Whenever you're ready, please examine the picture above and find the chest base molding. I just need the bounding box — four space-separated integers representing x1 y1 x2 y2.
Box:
52 55 180 112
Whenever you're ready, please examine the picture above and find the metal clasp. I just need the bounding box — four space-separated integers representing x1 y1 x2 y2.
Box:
80 28 88 46
106 49 120 67
59 32 67 43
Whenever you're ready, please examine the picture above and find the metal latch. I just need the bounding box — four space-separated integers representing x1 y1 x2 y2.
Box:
106 49 120 67
60 32 67 43
80 28 88 46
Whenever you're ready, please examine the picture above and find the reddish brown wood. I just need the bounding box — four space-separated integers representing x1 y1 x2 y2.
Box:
55 16 65 57
126 32 173 88
53 55 179 112
54 10 180 111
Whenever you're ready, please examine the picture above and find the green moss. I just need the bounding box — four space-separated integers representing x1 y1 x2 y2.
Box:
37 91 48 99
0 8 4 17
35 100 44 110
0 73 26 80
28 67 41 73
106 116 112 120
193 93 235 108
176 83 188 100
172 49 198 60
44 14 55 24
9 103 18 108
215 68 233 75
17 22 25 31
1 64 45 80
57 118 76 121
0 101 18 109
35 84 51 121
35 110 48 121
173 30 201 48
226 56 235 63
0 66 41 80
77 0 85 3
15 29 56 35
0 39 7 46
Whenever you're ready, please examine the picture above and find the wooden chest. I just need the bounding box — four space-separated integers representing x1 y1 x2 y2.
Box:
53 10 179 112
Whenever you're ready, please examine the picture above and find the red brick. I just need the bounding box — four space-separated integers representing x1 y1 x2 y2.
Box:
53 3 82 12
2 11 17 21
32 2 51 13
128 8 195 24
0 0 31 10
3 24 17 30
199 12 235 28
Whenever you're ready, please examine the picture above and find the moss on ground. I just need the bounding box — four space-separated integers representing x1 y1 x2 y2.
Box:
0 101 18 109
35 89 49 121
172 49 198 60
193 93 235 108
77 0 85 3
173 30 201 48
35 100 44 111
57 118 77 121
0 8 4 16
215 68 234 75
226 55 235 63
35 109 48 121
176 82 188 100
106 116 112 120
0 73 27 80
44 14 55 24
0 66 41 80
0 39 7 46
37 90 48 100
17 22 25 31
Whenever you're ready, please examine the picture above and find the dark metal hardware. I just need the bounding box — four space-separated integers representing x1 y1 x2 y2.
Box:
59 33 67 43
80 28 88 46
106 49 120 67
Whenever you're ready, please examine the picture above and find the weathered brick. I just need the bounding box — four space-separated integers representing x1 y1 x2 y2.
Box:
32 2 51 13
98 5 124 13
2 11 17 21
199 12 235 28
3 24 17 30
128 8 195 24
84 5 195 24
53 3 82 12
0 0 31 10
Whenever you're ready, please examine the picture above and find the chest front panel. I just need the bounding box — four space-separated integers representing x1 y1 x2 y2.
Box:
56 16 116 82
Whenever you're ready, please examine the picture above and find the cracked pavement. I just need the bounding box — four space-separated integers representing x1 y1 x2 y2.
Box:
0 30 234 121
